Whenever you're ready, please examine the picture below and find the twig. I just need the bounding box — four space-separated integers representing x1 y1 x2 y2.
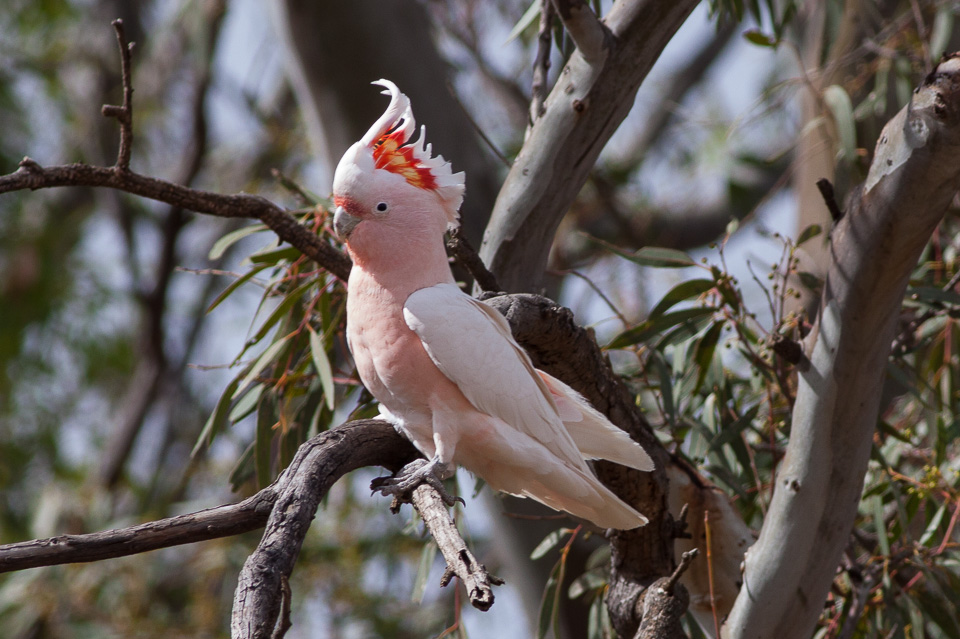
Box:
815 178 844 222
101 19 135 171
705 510 721 639
270 577 293 639
0 159 353 281
634 550 696 639
550 0 607 64
662 548 699 594
446 226 502 292
101 8 226 487
410 484 504 611
530 0 555 126
444 80 510 168
2 23 351 282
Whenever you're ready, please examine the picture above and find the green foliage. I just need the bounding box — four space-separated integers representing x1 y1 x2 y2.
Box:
198 210 347 487
586 210 960 636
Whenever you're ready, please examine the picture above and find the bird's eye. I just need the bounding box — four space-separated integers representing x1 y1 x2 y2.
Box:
376 202 388 213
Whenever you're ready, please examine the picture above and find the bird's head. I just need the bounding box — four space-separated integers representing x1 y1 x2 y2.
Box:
331 80 465 249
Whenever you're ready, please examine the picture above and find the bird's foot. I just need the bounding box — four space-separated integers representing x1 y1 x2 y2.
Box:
371 458 464 511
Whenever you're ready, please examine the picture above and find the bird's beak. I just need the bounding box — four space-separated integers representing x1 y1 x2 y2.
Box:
333 206 360 241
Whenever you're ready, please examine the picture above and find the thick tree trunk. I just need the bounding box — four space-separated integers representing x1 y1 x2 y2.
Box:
725 55 960 639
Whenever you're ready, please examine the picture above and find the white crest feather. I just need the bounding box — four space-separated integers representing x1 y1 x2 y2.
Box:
358 79 465 228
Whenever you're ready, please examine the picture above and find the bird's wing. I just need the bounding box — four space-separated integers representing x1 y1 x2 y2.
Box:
403 284 586 470
537 370 655 471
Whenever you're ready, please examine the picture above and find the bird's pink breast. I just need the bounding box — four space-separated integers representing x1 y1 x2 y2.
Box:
346 273 460 429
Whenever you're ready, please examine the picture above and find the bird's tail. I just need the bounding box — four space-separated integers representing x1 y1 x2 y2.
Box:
514 462 649 530
538 371 655 472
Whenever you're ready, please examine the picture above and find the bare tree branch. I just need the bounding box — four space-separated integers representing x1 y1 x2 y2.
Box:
0 159 352 281
101 19 135 171
480 0 701 292
101 0 227 488
230 418 503 638
447 227 502 293
0 421 410 573
0 488 275 573
632 549 699 639
410 485 503 612
725 53 960 638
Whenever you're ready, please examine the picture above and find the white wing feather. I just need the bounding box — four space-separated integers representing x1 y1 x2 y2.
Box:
403 284 587 472
537 371 655 471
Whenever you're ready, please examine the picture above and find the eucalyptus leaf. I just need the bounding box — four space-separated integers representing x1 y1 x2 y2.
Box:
234 333 292 398
797 224 822 246
607 307 717 349
251 279 316 344
192 375 240 457
505 0 540 44
308 325 336 411
255 391 277 488
209 223 267 260
586 234 697 268
207 263 270 314
649 279 715 319
823 85 856 164
411 540 438 604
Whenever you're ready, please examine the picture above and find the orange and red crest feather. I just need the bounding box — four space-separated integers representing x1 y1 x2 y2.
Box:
372 127 439 191
350 80 465 227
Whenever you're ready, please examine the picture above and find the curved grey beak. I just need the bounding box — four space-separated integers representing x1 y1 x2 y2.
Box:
333 206 360 240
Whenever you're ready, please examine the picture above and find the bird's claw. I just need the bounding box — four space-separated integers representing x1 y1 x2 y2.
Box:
371 458 464 510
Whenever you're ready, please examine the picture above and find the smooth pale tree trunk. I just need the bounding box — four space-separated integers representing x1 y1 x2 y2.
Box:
724 55 960 639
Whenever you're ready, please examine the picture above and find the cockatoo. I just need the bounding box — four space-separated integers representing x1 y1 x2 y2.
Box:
332 80 653 529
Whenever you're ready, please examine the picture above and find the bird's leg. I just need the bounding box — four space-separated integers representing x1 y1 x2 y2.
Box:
371 456 464 509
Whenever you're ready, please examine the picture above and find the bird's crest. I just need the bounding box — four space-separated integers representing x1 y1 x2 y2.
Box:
359 80 465 227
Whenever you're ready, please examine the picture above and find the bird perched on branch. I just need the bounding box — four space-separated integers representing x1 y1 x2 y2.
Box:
332 80 653 529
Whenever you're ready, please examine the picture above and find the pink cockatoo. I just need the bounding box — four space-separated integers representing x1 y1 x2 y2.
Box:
332 80 653 529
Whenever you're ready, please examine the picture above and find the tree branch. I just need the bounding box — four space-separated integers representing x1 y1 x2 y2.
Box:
634 554 694 639
447 226 501 293
0 488 275 573
230 418 504 638
480 0 701 292
0 159 352 281
725 53 960 638
101 1 228 488
530 0 556 127
410 485 503 612
101 19 135 171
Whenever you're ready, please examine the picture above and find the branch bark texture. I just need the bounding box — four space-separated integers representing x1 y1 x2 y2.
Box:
483 293 676 637
725 55 960 638
0 489 274 573
231 420 418 639
479 0 699 292
409 485 502 612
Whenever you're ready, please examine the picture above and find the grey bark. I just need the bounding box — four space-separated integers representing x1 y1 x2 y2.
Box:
479 0 700 293
725 54 960 638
